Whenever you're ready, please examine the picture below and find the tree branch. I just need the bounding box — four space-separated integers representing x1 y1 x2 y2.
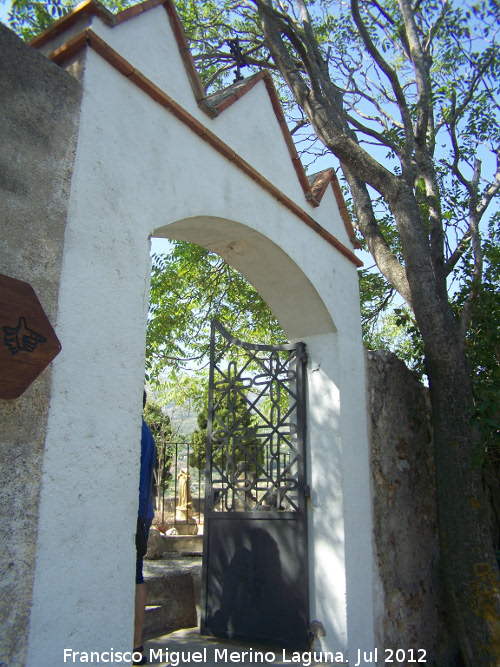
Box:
342 163 413 309
341 110 402 154
351 0 414 169
423 1 449 53
444 230 471 276
436 49 497 136
346 80 405 131
252 0 398 196
459 159 484 340
477 146 500 219
397 0 432 151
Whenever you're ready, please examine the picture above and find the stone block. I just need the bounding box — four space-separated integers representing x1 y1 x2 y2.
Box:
144 568 199 640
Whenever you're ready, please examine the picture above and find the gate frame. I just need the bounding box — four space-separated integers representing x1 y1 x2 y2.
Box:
200 319 310 649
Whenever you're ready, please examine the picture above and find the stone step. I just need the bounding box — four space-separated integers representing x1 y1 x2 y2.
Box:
144 554 202 578
146 531 203 558
144 604 174 640
161 534 203 554
144 600 198 640
143 557 202 640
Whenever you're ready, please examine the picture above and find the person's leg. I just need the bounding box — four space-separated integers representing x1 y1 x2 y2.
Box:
134 581 147 652
133 519 152 664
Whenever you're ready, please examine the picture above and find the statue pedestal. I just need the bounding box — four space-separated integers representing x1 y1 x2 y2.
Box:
175 507 198 535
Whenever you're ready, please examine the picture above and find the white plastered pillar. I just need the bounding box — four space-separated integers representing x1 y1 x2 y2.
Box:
303 331 375 664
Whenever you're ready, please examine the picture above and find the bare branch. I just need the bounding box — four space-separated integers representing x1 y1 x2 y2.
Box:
290 118 309 135
369 0 397 27
351 0 414 168
446 93 471 191
423 1 449 53
347 79 405 130
435 49 497 135
251 0 398 195
444 230 471 276
477 147 500 219
459 159 484 340
397 0 432 150
365 2 410 59
341 110 402 155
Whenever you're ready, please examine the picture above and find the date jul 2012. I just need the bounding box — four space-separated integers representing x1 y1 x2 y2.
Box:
352 648 427 665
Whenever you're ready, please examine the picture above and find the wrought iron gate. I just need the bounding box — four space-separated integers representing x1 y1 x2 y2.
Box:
201 320 309 650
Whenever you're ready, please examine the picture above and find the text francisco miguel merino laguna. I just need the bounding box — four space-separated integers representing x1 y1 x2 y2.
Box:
63 646 427 665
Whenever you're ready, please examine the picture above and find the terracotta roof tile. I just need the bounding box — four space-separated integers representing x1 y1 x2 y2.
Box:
308 170 361 248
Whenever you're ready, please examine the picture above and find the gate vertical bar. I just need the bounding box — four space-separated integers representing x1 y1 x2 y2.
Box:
200 320 217 635
295 341 309 631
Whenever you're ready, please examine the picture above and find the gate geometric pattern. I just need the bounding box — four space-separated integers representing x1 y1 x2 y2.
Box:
206 319 308 515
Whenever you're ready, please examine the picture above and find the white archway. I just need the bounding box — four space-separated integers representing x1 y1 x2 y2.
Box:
152 215 374 657
23 2 375 664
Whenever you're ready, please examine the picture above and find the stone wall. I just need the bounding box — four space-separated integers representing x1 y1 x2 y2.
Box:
0 26 82 666
367 350 458 666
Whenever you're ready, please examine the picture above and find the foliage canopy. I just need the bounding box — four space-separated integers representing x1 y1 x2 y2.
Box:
147 242 286 381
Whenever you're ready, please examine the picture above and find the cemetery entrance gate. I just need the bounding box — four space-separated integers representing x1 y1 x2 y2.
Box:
201 320 309 649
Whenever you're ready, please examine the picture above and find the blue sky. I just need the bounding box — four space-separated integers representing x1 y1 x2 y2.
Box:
1 1 10 25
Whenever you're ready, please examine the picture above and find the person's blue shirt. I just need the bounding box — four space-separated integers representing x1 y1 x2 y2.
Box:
139 418 156 520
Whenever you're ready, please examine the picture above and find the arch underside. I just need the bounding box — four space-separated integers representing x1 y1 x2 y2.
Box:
154 216 336 341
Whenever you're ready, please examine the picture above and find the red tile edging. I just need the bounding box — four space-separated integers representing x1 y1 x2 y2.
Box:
35 1 362 266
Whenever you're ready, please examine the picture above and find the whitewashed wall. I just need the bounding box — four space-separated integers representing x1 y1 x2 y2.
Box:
27 6 374 665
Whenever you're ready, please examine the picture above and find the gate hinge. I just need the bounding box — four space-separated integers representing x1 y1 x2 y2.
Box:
304 485 311 498
301 352 309 364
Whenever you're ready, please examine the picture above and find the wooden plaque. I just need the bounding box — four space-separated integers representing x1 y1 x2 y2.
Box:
0 274 61 400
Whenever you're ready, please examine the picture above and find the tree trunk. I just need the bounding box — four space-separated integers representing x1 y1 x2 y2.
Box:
253 4 500 660
424 324 500 666
387 184 500 665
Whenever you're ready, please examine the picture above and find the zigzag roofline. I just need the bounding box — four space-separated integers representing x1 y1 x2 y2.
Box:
30 0 362 262
308 169 359 247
